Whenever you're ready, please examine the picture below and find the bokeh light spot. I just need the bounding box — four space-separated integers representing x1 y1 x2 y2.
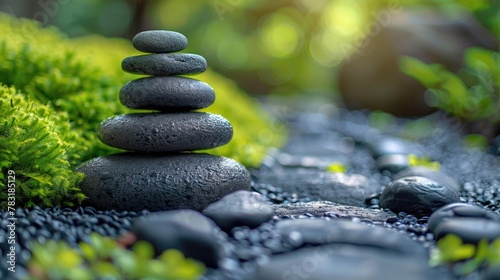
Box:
259 13 300 58
323 1 364 37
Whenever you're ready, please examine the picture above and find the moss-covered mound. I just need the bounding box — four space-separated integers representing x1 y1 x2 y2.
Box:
0 13 285 208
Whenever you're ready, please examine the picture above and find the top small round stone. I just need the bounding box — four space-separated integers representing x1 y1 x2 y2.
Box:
132 30 188 53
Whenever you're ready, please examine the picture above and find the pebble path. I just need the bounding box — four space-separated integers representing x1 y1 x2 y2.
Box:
1 105 499 280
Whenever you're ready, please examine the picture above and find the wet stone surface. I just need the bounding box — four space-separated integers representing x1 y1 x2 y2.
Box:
77 153 251 212
132 30 188 53
119 76 215 111
380 176 461 217
1 109 499 280
203 191 274 233
122 53 207 76
98 112 233 152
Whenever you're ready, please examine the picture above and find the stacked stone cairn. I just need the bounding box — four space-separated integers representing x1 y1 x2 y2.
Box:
77 30 250 211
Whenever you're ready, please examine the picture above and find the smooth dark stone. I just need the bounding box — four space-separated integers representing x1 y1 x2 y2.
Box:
247 244 441 280
122 53 207 76
434 218 500 243
132 30 188 53
394 167 460 191
257 170 379 207
275 219 426 255
132 210 225 268
202 191 274 232
76 153 251 211
368 137 409 158
272 201 396 222
428 203 499 232
377 154 409 173
98 112 232 152
380 176 460 217
119 76 215 111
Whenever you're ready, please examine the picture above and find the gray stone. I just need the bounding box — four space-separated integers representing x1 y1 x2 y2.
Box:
258 170 379 207
368 137 409 158
428 203 499 232
275 219 426 255
434 218 500 244
98 112 232 152
132 30 188 53
394 167 460 191
380 176 460 217
376 154 409 173
76 153 250 211
247 244 441 280
119 76 215 111
272 201 396 222
132 210 225 267
122 53 207 76
202 191 274 232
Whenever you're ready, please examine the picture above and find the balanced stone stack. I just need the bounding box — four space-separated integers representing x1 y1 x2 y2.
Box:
77 30 250 212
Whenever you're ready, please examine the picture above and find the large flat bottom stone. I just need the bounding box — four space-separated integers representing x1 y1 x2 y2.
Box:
76 153 250 211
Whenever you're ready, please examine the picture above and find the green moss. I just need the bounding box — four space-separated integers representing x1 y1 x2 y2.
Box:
26 232 205 280
0 13 285 208
0 85 85 208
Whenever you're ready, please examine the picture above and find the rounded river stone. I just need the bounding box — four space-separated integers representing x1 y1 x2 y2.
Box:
202 191 274 232
132 30 188 53
428 203 499 232
394 167 460 192
379 176 460 217
119 76 215 111
376 154 409 173
122 53 207 76
132 210 225 268
434 218 500 243
98 112 232 152
76 153 251 212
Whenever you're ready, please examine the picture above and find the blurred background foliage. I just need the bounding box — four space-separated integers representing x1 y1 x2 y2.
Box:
0 0 497 101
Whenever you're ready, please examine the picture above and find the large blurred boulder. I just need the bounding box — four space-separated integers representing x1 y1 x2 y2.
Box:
338 8 497 116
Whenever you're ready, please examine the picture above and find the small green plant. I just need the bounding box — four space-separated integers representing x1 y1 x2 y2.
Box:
326 162 348 173
429 234 500 275
408 154 441 171
27 232 205 280
400 48 499 124
0 85 85 208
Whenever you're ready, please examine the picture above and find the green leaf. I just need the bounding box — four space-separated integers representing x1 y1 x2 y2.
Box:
400 56 441 87
437 234 476 262
132 241 154 260
465 48 495 74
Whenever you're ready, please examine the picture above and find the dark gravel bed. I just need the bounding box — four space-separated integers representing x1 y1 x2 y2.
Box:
1 109 499 280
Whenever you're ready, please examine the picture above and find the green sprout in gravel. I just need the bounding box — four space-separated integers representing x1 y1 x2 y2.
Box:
429 234 500 275
408 154 440 171
326 162 348 173
27 232 204 280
